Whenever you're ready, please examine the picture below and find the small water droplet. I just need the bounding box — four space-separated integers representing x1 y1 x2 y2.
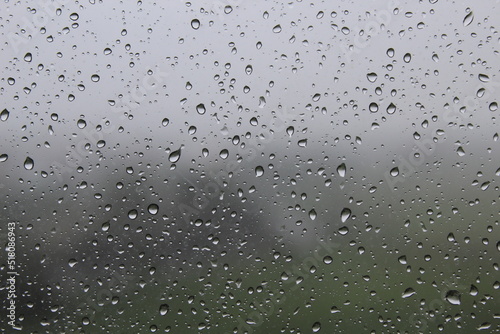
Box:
309 209 317 220
286 126 294 137
77 119 87 129
68 259 78 267
489 102 498 111
245 65 253 75
91 74 100 82
312 322 321 332
386 103 396 114
387 48 395 57
96 140 106 148
323 256 333 264
478 73 489 82
369 102 379 113
272 24 282 33
24 52 32 62
390 167 400 176
402 287 416 298
162 118 170 127
457 146 465 157
159 304 169 316
219 149 229 159
0 154 8 162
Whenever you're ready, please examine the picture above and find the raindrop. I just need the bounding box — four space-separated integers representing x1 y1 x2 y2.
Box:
103 48 112 55
169 148 181 163
478 74 489 82
0 109 9 121
309 209 317 220
286 126 294 137
70 13 79 21
224 5 233 14
159 304 169 316
390 167 399 176
312 322 321 332
463 11 474 27
312 93 321 102
369 102 379 113
403 53 412 63
272 24 282 33
367 72 377 83
445 290 461 305
77 119 87 129
219 149 229 159
24 157 34 170
68 259 78 267
387 48 395 58
489 102 498 111
298 139 307 147
96 140 106 148
337 163 346 177
162 118 170 127
323 256 333 264
128 209 138 220
91 74 100 82
196 104 206 115
338 226 349 235
402 288 416 298
148 204 159 215
245 65 253 75
191 19 200 30
255 166 264 177
340 208 351 223
0 154 8 162
386 103 396 114
24 52 32 62
457 146 465 157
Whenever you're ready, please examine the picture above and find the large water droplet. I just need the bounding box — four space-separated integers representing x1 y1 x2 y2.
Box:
403 53 412 63
255 166 264 177
24 52 32 62
369 102 379 113
159 304 169 316
272 24 282 33
24 157 34 170
286 126 294 137
169 148 181 163
386 103 396 114
148 204 159 215
196 104 206 115
337 163 346 177
390 167 400 176
219 149 229 159
191 19 200 30
0 154 8 162
0 109 9 121
367 72 377 83
309 209 317 220
312 322 321 332
340 208 351 223
77 119 87 129
402 287 416 298
463 11 474 27
128 209 138 220
445 290 461 305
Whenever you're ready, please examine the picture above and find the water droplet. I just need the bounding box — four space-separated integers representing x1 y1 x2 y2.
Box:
68 259 78 267
0 154 8 162
77 119 87 129
24 52 32 62
91 74 100 82
387 48 395 57
191 19 200 30
169 148 181 163
312 93 321 102
101 221 110 232
255 166 264 177
367 72 377 83
445 290 461 305
298 139 307 147
250 117 258 126
70 12 79 21
219 149 229 159
369 102 379 113
323 256 333 264
337 163 346 177
224 5 233 14
196 104 206 115
463 11 474 27
386 103 396 114
340 208 351 223
309 209 317 220
272 24 282 33
245 65 253 75
96 140 106 148
403 53 412 63
286 126 294 137
24 157 34 170
478 73 489 82
103 48 112 55
457 146 465 157
402 287 416 298
159 304 169 316
128 209 138 220
338 226 349 235
489 102 498 111
0 109 10 121
148 204 159 215
390 167 399 176
312 322 321 332
162 118 170 127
